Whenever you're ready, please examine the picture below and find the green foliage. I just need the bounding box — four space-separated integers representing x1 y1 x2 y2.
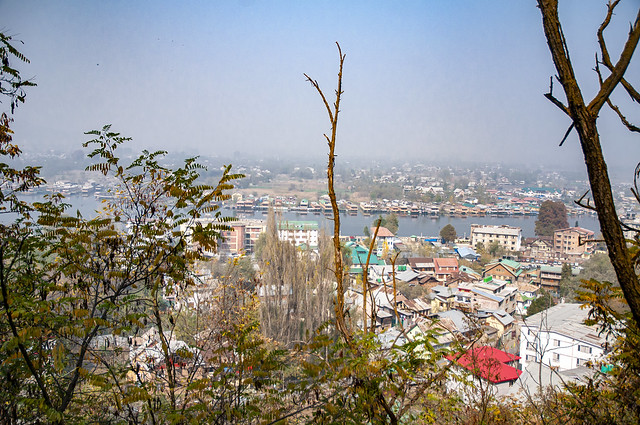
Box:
4 31 638 425
0 123 245 422
374 213 399 235
561 262 572 280
440 224 457 243
577 253 619 286
298 328 453 424
210 255 256 283
558 262 575 299
527 289 555 317
559 254 619 302
0 32 36 114
487 240 506 257
564 276 640 424
535 200 569 237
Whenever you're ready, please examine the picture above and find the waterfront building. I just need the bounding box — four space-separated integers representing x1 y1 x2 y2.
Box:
470 224 522 252
277 220 319 248
553 227 595 259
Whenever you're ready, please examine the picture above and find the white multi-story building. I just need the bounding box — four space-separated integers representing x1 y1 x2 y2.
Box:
470 224 522 252
277 220 319 248
520 303 610 371
455 277 518 315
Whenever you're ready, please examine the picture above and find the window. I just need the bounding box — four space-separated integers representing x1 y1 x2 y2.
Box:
578 345 592 354
526 354 536 362
553 353 560 362
553 339 560 347
527 342 537 352
576 358 583 366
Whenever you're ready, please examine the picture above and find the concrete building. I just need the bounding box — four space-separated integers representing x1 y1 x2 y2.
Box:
219 219 267 255
278 220 319 248
553 227 595 258
470 224 522 252
520 303 610 371
455 277 518 315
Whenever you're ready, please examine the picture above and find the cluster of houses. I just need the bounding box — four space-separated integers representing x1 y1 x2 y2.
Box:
108 217 606 400
338 224 611 397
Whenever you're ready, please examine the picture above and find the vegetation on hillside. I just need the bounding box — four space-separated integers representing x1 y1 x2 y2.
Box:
2 1 640 421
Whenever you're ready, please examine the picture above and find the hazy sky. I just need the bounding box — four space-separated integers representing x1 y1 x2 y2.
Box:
1 0 638 175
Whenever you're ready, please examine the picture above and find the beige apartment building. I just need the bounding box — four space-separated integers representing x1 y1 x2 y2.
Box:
553 227 595 258
470 224 522 252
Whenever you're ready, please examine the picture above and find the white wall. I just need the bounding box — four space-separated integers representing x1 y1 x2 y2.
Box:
520 326 605 371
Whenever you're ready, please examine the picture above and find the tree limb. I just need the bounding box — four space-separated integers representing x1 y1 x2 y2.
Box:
588 6 640 113
545 76 571 116
597 0 640 103
559 122 575 146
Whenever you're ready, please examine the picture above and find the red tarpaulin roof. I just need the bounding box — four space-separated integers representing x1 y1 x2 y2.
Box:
446 346 522 383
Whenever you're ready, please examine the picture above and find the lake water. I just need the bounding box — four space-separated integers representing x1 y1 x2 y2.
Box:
227 209 600 239
15 194 601 239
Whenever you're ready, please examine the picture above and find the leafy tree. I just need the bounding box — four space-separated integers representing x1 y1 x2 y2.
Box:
440 224 457 243
210 255 256 283
558 262 574 299
369 184 403 201
374 213 399 235
0 33 36 114
1 126 246 422
487 240 506 258
0 40 254 422
253 231 267 258
527 289 556 317
534 200 569 237
561 262 572 280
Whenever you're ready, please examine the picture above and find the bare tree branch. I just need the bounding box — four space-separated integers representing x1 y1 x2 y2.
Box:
574 190 597 212
559 122 575 146
606 98 640 132
595 47 640 133
597 0 640 103
538 0 640 325
545 76 571 116
588 6 640 113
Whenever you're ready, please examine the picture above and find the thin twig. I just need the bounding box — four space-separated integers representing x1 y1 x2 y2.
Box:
559 122 575 146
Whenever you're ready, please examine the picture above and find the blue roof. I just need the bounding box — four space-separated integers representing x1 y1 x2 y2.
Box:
472 288 503 302
456 246 479 258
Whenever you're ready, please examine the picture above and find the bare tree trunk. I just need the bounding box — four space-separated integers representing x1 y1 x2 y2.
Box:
305 43 350 341
537 0 640 323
